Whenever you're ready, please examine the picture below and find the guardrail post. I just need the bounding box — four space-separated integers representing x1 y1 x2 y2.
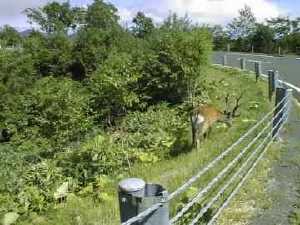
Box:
268 70 278 101
222 55 227 66
240 58 246 70
118 178 170 225
272 87 287 138
285 89 293 121
254 61 262 82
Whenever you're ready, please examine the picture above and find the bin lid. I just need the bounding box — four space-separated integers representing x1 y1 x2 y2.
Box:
119 178 146 193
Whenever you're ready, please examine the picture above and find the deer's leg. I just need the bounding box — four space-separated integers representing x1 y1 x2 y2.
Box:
191 114 204 149
196 138 200 149
192 126 197 148
207 127 212 138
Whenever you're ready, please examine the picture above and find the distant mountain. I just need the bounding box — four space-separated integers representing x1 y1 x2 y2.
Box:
19 29 34 37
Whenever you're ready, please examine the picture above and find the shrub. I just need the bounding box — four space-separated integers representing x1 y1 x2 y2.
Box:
138 28 212 104
88 52 140 125
119 103 189 157
15 77 92 148
57 134 131 185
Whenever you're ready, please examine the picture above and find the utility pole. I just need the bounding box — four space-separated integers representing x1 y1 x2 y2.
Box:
278 46 281 56
227 43 231 53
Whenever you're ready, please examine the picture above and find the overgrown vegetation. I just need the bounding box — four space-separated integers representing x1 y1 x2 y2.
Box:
0 1 213 224
0 1 276 225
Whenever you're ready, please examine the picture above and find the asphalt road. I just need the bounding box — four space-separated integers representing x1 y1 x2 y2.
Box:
213 52 300 88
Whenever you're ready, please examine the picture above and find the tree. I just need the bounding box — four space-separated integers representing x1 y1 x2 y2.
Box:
132 12 155 38
227 5 256 40
210 25 229 50
267 16 291 39
161 13 193 32
251 24 275 53
88 52 140 125
22 77 92 147
0 25 22 47
140 28 212 104
25 2 81 34
85 0 120 30
284 33 300 54
291 18 300 33
23 32 73 77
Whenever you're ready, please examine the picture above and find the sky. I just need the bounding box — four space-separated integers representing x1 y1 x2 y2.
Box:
0 0 299 30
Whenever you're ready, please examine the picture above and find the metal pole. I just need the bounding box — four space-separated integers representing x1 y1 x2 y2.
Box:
268 70 278 101
272 88 287 137
240 58 246 70
254 61 262 82
223 54 227 66
278 46 281 56
118 178 170 225
227 43 231 52
285 89 293 121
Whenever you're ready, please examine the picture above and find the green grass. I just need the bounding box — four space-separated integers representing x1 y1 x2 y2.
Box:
216 144 281 225
19 66 273 225
217 100 300 225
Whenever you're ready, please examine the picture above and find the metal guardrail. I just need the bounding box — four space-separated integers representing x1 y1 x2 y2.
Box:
193 103 289 225
214 54 300 94
118 60 293 225
180 103 287 224
171 100 288 224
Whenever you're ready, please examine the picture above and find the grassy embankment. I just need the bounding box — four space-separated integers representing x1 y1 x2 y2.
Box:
218 98 300 225
20 66 275 225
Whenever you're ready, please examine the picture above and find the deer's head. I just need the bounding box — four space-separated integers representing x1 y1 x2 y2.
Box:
220 93 243 126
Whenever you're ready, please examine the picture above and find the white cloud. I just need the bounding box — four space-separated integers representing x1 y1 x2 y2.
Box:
164 0 281 25
117 0 282 26
0 0 284 29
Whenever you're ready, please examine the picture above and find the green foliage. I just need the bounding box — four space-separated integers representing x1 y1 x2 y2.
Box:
0 1 214 224
0 25 22 47
211 25 229 51
72 28 114 78
251 24 275 54
120 104 189 157
19 77 92 147
0 50 36 126
267 16 292 40
25 2 81 34
227 5 256 40
140 28 212 104
88 52 140 125
57 134 129 184
85 0 120 30
161 13 193 32
132 12 155 38
283 32 300 54
24 33 73 77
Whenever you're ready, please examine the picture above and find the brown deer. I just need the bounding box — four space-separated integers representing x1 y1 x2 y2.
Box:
190 94 242 148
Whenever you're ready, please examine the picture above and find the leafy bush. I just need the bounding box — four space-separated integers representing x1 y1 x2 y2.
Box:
139 28 212 104
0 1 215 223
10 77 92 149
24 33 73 78
119 103 189 157
57 134 131 185
88 52 141 125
